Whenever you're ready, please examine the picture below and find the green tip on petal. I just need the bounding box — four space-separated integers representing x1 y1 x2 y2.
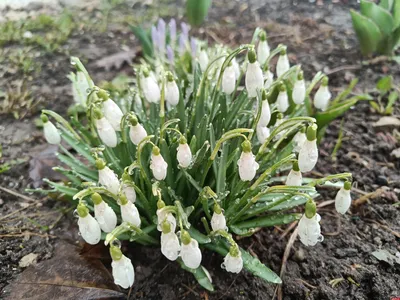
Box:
91 192 103 205
95 159 106 170
77 202 89 218
161 220 171 234
247 48 257 64
305 199 316 219
279 83 286 92
306 124 318 141
322 76 329 86
179 135 187 144
297 71 304 81
97 89 109 101
41 114 49 123
280 48 287 55
110 245 123 261
119 194 128 205
181 230 191 245
213 203 222 214
166 72 174 82
293 160 300 172
241 140 252 153
344 181 352 190
259 30 267 41
128 114 138 126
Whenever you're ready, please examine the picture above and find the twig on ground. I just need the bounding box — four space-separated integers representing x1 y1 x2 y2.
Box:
296 278 317 289
279 221 298 240
353 188 383 207
326 64 361 75
0 186 39 203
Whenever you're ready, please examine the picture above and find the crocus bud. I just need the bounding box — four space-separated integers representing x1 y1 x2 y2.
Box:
165 73 180 106
237 140 259 181
119 195 141 227
95 108 117 148
92 193 117 233
191 38 197 58
180 231 202 269
298 124 318 173
77 202 101 245
285 161 302 186
276 47 290 78
142 69 161 103
293 127 307 153
151 25 159 52
128 117 147 146
292 72 306 105
222 63 236 94
256 124 270 144
245 49 264 98
150 146 168 180
96 159 120 195
258 90 271 127
257 31 270 65
277 84 289 113
177 137 192 168
169 19 177 44
335 181 352 215
110 245 135 289
314 77 331 111
167 45 175 65
198 48 209 72
42 114 61 145
211 204 226 231
222 246 243 274
102 98 124 132
157 18 166 53
160 221 180 261
298 200 323 246
264 68 274 89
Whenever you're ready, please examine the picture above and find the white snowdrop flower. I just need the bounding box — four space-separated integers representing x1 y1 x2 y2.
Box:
71 71 90 107
285 161 302 186
222 63 236 94
237 141 259 181
277 84 289 113
121 182 136 203
298 201 323 246
142 69 160 103
76 203 101 245
276 48 290 78
264 69 274 89
180 231 202 269
165 73 180 106
259 92 271 127
160 221 180 261
293 128 307 153
314 77 331 111
199 48 209 72
211 205 226 231
92 193 117 233
298 124 318 173
256 124 270 144
42 115 61 144
156 207 177 232
222 247 243 274
177 139 192 168
292 72 306 105
96 160 120 195
245 49 264 98
335 181 352 215
232 57 240 79
102 98 124 131
96 116 117 148
110 246 134 289
129 119 147 146
257 31 270 65
120 195 141 227
150 147 168 180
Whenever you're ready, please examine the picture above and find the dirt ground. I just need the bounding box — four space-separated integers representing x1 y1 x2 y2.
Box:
1 0 399 299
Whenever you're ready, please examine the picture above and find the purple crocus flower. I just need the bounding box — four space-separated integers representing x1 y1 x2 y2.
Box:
190 38 197 58
167 45 174 65
169 19 177 45
151 25 159 52
181 22 189 38
178 34 186 55
157 19 166 53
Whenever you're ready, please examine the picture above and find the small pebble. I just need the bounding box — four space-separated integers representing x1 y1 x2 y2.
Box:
376 176 388 186
293 248 305 262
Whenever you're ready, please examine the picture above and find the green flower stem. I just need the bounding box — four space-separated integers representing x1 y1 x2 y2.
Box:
210 229 236 248
304 71 325 115
105 222 158 246
248 91 263 142
136 135 155 188
42 109 82 141
201 217 211 234
159 76 166 127
307 173 352 187
73 186 118 202
264 44 287 70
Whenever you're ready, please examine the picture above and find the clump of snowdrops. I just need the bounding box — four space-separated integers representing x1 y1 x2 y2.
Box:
38 23 354 291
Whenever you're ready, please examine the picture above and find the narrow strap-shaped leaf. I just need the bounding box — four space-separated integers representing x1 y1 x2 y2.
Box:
232 213 302 229
56 153 98 181
360 0 394 35
178 259 214 291
129 25 153 57
188 227 211 244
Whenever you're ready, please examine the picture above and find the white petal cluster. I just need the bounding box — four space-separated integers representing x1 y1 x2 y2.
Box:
222 252 243 274
102 99 123 131
277 89 289 113
199 49 209 72
259 100 271 127
264 70 274 89
142 75 161 103
314 85 331 111
222 64 236 94
78 213 101 245
211 211 227 231
256 124 270 144
245 61 264 98
298 213 323 246
237 151 259 181
120 201 141 227
96 117 117 148
177 143 192 168
181 239 202 269
285 169 302 186
112 254 135 289
276 52 290 77
335 187 352 215
292 79 306 105
298 139 318 173
257 40 270 65
161 231 180 261
98 166 120 195
94 201 117 233
129 123 147 146
43 121 61 144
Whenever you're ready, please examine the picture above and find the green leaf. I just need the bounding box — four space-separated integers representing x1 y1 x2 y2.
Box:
360 0 394 35
232 213 301 229
379 0 393 10
393 0 400 29
129 25 153 57
369 100 382 112
178 260 214 291
385 90 399 114
376 75 393 94
350 9 382 56
188 227 211 244
186 0 211 26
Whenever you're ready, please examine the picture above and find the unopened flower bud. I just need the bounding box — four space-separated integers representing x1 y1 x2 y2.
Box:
286 161 302 186
102 98 123 131
150 147 168 180
110 246 135 289
177 138 192 168
237 141 259 181
42 115 61 145
211 205 226 231
199 48 209 72
95 113 118 148
222 246 243 273
256 124 270 144
277 84 289 113
257 31 270 65
264 69 274 89
129 118 147 146
92 193 117 233
142 70 161 103
245 49 263 98
222 63 236 94
120 195 141 227
97 160 120 195
276 47 290 77
314 77 331 111
165 73 180 106
292 72 306 105
298 208 323 246
298 124 318 173
180 231 202 269
335 181 352 215
77 202 101 245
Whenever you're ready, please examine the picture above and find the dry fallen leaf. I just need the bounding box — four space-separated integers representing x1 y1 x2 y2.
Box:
373 116 400 128
95 50 136 71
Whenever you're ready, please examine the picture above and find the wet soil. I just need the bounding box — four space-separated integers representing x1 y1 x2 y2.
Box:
1 0 399 299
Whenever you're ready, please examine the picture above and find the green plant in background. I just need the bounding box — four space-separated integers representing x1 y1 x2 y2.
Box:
186 0 212 26
35 24 355 290
370 75 399 114
350 0 400 57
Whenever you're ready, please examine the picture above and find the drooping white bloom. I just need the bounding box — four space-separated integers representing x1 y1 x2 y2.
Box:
298 213 323 246
98 166 120 195
78 213 101 245
199 49 209 72
94 201 117 233
122 183 136 203
276 51 290 78
245 61 264 98
96 117 117 148
293 131 307 153
264 70 274 89
292 78 306 105
286 169 302 186
102 99 123 131
157 209 176 232
43 120 61 144
150 151 168 180
257 40 270 65
211 211 227 231
314 84 331 111
177 143 192 168
237 151 259 181
222 252 243 274
222 64 236 94
232 58 240 79
112 254 135 289
277 88 289 113
165 80 180 106
181 238 202 269
142 75 161 103
120 201 141 227
298 139 318 173
129 123 147 146
259 99 271 127
161 231 180 261
256 124 270 144
335 185 352 215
